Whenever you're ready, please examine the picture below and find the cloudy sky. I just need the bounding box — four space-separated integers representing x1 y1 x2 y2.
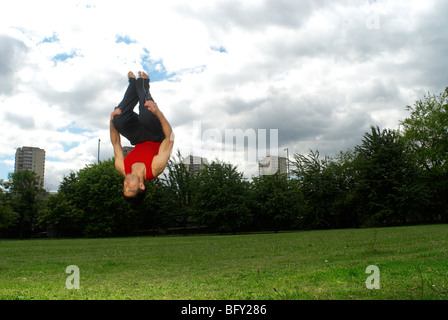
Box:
1 0 447 191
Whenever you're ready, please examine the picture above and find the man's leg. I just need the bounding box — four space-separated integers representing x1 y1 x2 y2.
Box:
112 72 142 145
138 108 166 143
136 72 165 143
116 72 139 113
135 71 153 106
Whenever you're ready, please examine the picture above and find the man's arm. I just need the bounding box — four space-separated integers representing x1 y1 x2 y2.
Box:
110 110 125 176
146 101 175 177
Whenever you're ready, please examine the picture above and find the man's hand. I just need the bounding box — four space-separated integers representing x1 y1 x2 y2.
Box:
110 108 122 121
145 100 160 115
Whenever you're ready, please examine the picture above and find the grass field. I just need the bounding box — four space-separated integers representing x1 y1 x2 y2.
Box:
0 224 447 300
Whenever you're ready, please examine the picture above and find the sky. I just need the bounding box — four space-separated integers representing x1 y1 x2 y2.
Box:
1 0 447 192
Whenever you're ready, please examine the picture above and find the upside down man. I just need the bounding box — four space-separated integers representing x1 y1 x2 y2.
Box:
110 71 174 204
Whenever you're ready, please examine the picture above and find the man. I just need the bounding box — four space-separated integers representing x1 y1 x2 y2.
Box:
110 71 174 203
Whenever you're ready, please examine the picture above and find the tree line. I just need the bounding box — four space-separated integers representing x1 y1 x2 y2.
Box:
1 88 447 238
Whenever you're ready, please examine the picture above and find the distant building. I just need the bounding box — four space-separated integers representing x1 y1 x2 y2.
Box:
182 155 208 175
122 146 134 158
258 155 287 177
15 146 46 186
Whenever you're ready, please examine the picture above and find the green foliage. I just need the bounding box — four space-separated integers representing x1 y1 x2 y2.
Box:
1 170 47 238
251 172 304 231
292 150 359 229
46 160 144 237
401 88 448 171
401 88 448 221
193 161 252 234
293 150 334 229
0 188 19 231
74 160 125 237
354 126 426 226
157 151 196 230
37 192 83 237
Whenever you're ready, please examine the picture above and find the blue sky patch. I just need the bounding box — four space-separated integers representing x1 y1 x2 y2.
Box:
52 50 79 64
57 122 92 135
61 141 80 153
41 33 59 44
140 48 176 82
45 156 60 163
0 159 13 182
115 34 136 44
210 46 227 53
55 123 87 153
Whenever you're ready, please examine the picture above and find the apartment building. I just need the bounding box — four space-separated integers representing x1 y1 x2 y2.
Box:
14 146 46 186
182 155 208 175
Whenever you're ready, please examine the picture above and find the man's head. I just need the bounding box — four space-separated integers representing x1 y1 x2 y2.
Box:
123 174 147 204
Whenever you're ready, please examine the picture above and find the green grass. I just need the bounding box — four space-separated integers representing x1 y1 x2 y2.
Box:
1 224 447 300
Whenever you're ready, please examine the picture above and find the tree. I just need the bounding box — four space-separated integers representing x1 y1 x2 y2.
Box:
292 150 360 229
41 160 142 237
354 126 425 226
37 170 85 237
400 88 448 222
75 159 142 237
193 161 251 233
157 151 197 232
251 172 304 232
401 88 448 171
0 188 19 235
292 150 341 229
322 150 360 228
58 171 78 196
2 170 47 238
37 192 83 237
